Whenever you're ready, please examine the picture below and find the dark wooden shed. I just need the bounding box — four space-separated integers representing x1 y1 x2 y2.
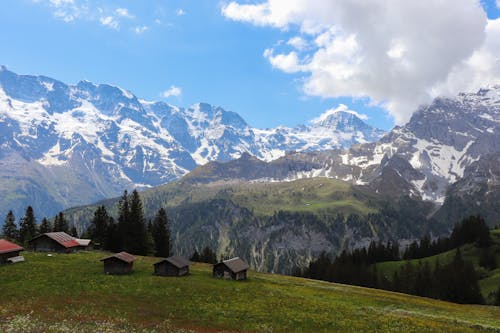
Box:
154 255 190 276
0 239 24 264
213 257 249 280
29 232 90 253
100 252 135 275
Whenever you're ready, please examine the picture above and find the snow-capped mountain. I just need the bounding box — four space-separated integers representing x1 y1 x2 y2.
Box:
185 86 500 205
0 66 384 217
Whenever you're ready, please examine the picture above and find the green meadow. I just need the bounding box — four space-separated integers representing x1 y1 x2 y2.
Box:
0 251 499 332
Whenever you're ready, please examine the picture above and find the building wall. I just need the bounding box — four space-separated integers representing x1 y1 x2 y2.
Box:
31 237 66 253
213 263 247 280
103 259 132 275
0 251 21 264
155 262 189 276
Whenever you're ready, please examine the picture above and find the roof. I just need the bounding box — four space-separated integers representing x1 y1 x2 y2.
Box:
100 251 136 263
220 257 249 273
75 239 91 246
155 255 190 268
0 239 24 254
29 232 80 248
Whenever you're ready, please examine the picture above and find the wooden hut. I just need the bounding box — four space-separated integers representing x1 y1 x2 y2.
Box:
0 239 24 264
154 255 190 276
100 252 135 275
29 232 90 253
213 257 249 280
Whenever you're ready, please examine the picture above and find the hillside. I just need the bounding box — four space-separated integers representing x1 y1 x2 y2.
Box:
376 229 500 300
0 251 499 332
66 177 444 273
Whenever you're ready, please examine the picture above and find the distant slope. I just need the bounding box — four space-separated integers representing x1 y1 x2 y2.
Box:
376 229 500 300
66 177 445 273
0 251 498 332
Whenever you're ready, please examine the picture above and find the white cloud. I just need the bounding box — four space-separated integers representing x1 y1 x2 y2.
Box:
100 16 119 30
176 8 186 16
497 0 500 9
287 36 309 51
133 25 149 34
223 0 495 124
115 8 134 19
161 86 182 98
31 1 144 33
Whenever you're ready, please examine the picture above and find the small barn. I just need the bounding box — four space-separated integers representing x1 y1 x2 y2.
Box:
29 232 90 253
0 239 24 264
213 257 249 280
100 252 135 275
154 255 190 277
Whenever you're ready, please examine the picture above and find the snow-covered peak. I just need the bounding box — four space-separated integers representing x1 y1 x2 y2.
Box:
310 104 369 127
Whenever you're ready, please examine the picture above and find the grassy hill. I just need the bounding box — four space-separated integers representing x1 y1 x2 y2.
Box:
0 251 499 333
376 229 500 300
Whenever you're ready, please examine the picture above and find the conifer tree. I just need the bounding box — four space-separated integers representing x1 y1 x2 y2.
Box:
117 190 130 251
19 206 37 244
152 207 171 257
2 210 18 241
39 218 52 234
70 226 78 237
128 189 148 255
53 212 69 233
88 206 111 249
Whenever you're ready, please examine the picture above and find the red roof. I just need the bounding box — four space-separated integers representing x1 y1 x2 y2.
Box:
100 251 136 263
0 239 24 254
30 232 81 248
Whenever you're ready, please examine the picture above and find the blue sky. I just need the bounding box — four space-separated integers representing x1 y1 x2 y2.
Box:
0 1 499 131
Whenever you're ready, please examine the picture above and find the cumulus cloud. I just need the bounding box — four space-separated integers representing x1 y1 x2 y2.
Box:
222 0 498 124
161 86 182 98
176 9 186 16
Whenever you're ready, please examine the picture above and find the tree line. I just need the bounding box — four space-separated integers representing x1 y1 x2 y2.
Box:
2 207 77 245
1 189 172 258
295 216 498 305
85 190 171 257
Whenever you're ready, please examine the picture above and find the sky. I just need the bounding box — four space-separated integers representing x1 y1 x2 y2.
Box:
0 1 499 131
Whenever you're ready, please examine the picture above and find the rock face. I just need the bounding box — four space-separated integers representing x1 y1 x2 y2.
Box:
187 86 500 205
0 67 385 217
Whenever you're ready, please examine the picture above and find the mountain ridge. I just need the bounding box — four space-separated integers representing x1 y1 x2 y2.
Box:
0 66 385 217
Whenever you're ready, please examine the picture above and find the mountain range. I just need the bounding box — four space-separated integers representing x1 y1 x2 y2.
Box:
0 66 385 218
186 86 500 207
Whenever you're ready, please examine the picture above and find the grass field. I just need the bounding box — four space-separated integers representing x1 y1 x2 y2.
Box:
149 177 379 217
0 251 499 332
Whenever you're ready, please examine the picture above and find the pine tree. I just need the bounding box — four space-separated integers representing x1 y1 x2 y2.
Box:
88 206 111 249
122 189 148 255
70 226 78 237
117 190 130 251
151 207 171 257
53 212 69 233
105 217 121 252
19 206 37 244
39 218 52 234
190 249 201 262
2 210 18 241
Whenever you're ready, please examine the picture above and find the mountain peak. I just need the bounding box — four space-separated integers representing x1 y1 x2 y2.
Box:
310 104 369 127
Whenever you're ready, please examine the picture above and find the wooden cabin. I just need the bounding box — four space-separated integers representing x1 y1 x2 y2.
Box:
29 232 91 253
100 252 135 275
213 257 249 280
0 239 24 264
154 255 190 276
